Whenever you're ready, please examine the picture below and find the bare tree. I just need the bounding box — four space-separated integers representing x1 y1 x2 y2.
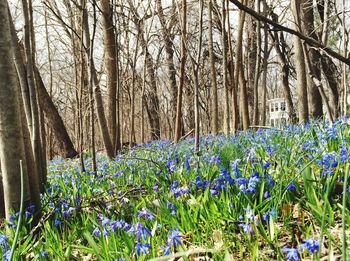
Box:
0 0 41 218
100 0 119 152
208 0 218 134
174 0 187 142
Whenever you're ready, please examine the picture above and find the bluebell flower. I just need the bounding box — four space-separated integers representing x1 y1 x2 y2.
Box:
210 189 218 196
263 162 271 169
137 208 155 220
264 191 270 199
299 238 319 253
103 229 110 237
109 220 125 232
263 213 269 222
55 219 61 227
173 186 190 197
281 248 300 261
75 195 82 204
135 242 151 256
92 227 101 237
167 228 182 249
166 201 177 215
210 155 221 165
269 208 278 219
239 222 254 235
35 251 49 259
28 203 35 213
162 243 171 255
114 259 126 261
62 207 75 218
185 159 190 172
287 183 296 191
102 217 110 227
25 211 32 218
3 250 11 261
128 222 152 241
153 182 159 192
0 234 9 248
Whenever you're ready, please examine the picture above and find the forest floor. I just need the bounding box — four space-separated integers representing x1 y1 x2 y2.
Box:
1 119 350 260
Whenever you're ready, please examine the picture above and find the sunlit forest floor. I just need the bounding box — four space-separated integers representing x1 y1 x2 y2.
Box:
1 119 350 260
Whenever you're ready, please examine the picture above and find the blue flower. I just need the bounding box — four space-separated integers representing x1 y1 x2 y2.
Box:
263 213 269 222
25 211 32 218
135 242 151 256
210 189 218 196
167 228 182 249
185 159 190 172
287 183 296 191
162 243 171 255
3 250 11 261
35 251 49 259
0 234 9 248
264 191 270 199
281 248 300 261
137 208 155 220
102 217 110 227
239 222 254 235
299 238 319 253
109 220 125 232
270 208 278 219
92 227 101 237
166 201 177 215
28 203 35 213
55 219 62 227
128 222 152 241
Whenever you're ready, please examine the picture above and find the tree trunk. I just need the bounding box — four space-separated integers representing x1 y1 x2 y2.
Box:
21 0 46 190
208 0 219 135
174 0 187 142
252 0 261 125
222 0 230 134
157 0 177 138
128 0 160 140
0 0 33 218
291 0 309 123
227 0 238 131
83 7 114 158
235 6 250 130
100 0 118 152
299 0 323 118
34 68 78 158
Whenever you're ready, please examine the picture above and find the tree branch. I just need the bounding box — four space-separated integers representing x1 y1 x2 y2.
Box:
228 0 350 66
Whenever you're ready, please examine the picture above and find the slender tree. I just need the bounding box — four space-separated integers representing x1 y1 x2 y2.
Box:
100 0 119 153
0 0 40 218
208 0 218 134
174 0 187 142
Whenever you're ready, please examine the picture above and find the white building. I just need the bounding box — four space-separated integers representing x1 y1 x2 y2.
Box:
268 98 289 127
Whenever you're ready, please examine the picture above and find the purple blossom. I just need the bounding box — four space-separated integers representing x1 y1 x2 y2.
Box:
135 242 151 256
287 183 297 191
167 228 182 249
239 222 254 235
281 248 300 261
102 217 110 227
264 191 270 199
299 238 319 253
137 208 155 220
92 227 101 237
128 222 152 241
